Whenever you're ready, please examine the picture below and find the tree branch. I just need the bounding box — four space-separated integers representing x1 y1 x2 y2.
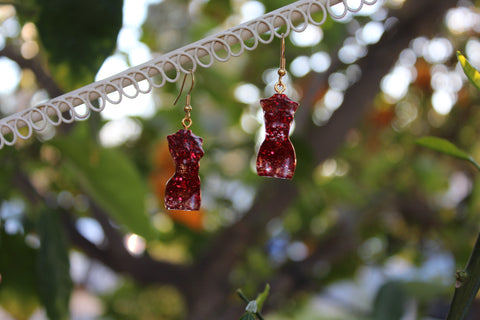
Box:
8 1 459 319
0 43 63 98
306 0 454 163
185 1 457 319
61 206 191 289
13 168 191 290
186 179 298 318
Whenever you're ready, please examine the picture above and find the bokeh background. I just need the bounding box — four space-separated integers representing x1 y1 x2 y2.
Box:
0 0 479 319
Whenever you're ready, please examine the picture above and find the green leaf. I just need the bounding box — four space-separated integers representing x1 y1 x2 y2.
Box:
239 312 256 320
255 283 270 312
34 0 123 90
203 0 232 23
457 51 480 92
416 136 471 161
51 124 156 240
100 280 187 319
416 136 480 171
0 227 39 320
36 208 72 320
373 281 407 320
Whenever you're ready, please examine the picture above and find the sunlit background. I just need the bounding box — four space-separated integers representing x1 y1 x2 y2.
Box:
1 0 480 318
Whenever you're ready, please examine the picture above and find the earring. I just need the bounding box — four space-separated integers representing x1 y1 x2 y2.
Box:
256 34 299 179
164 71 204 211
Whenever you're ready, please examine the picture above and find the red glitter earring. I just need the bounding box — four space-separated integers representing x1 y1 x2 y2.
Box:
164 71 204 211
256 34 299 180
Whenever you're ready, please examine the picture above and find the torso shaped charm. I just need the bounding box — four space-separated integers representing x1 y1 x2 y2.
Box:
165 129 204 210
256 93 298 179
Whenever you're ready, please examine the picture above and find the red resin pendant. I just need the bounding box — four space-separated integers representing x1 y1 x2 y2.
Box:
256 93 298 179
165 129 204 211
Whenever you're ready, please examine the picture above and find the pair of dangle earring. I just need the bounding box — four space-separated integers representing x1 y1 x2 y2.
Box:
164 36 297 211
256 34 299 180
164 71 204 211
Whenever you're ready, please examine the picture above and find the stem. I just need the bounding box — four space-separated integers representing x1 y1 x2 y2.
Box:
236 289 250 304
446 230 480 319
446 156 480 319
468 157 480 172
236 290 265 320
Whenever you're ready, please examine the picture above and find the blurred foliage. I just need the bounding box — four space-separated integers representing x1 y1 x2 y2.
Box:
237 283 270 320
2 0 480 319
373 281 407 320
416 136 477 166
428 52 480 320
237 284 270 320
0 227 39 319
16 0 123 90
36 208 72 320
458 51 480 92
102 281 186 320
50 123 156 240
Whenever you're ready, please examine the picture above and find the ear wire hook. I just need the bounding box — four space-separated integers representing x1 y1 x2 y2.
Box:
174 70 195 129
174 70 195 106
275 34 287 94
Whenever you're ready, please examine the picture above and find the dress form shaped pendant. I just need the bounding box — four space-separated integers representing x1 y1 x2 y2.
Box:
165 129 204 210
256 93 298 179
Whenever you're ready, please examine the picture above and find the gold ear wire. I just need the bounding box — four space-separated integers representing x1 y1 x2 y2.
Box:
280 34 286 70
174 70 195 106
275 34 287 94
174 70 195 129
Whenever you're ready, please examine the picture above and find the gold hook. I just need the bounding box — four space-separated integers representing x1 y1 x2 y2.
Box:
275 34 287 94
280 34 286 71
174 70 195 130
174 70 195 106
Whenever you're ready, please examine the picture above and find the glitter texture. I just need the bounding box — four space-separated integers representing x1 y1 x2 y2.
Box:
256 93 298 179
165 129 204 210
